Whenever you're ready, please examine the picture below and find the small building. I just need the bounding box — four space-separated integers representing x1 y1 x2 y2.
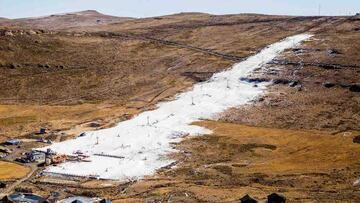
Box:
46 148 56 155
44 148 57 165
39 128 47 135
4 139 21 146
27 151 46 163
58 196 97 203
2 193 48 203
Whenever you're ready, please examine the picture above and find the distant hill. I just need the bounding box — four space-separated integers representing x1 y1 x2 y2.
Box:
0 10 133 30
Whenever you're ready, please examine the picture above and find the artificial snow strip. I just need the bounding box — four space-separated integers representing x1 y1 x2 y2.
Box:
39 34 312 180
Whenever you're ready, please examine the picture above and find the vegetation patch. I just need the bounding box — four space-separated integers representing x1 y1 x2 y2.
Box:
0 116 36 126
0 161 30 180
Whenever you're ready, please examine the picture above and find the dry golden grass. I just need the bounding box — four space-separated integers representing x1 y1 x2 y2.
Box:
0 103 139 142
195 121 360 174
0 116 36 126
0 161 30 180
114 121 360 202
0 76 193 141
0 10 133 30
0 14 326 106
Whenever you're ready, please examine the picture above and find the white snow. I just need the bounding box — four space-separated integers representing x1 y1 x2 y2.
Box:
39 34 312 180
354 178 360 186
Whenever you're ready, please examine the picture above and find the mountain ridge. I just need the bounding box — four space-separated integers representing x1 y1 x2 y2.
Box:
0 10 134 30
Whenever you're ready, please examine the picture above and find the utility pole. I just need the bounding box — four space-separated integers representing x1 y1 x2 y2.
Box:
318 4 321 16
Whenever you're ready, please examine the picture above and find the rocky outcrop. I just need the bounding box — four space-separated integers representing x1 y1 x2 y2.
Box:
240 194 258 203
292 48 321 54
4 30 14 36
267 193 286 203
353 135 360 144
239 77 300 88
349 84 360 92
327 49 342 56
0 29 52 37
268 59 360 70
239 77 269 83
0 63 65 70
323 82 336 88
181 71 214 82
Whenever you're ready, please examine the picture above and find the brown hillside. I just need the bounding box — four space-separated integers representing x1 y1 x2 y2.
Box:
0 10 133 30
0 14 325 105
0 12 359 202
0 13 358 139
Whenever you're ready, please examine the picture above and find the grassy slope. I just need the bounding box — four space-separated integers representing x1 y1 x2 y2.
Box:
0 10 133 30
110 121 359 202
0 13 359 201
220 15 360 131
0 14 324 139
0 161 30 180
0 14 324 105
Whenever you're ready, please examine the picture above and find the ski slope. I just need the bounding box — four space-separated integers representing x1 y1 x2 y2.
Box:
39 34 312 180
